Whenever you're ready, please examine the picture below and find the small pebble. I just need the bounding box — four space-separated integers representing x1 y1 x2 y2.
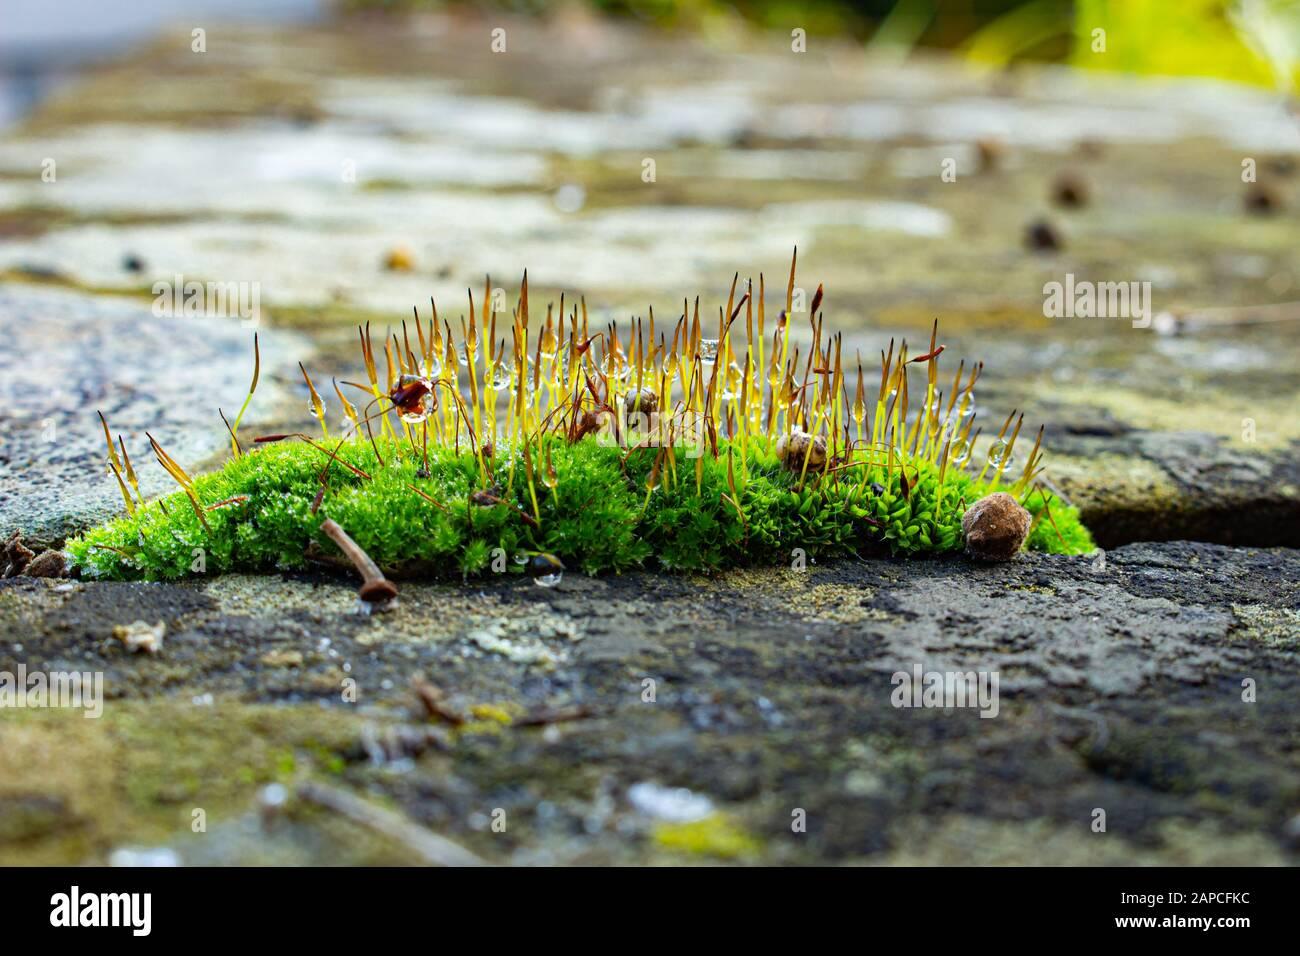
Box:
112 620 165 655
1024 218 1063 252
1244 183 1283 215
627 782 714 823
108 846 180 867
1051 170 1090 208
975 137 1005 173
384 246 415 271
962 492 1032 562
24 549 68 578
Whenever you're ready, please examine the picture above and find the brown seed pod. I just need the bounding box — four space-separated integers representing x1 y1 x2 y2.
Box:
469 488 500 507
1024 218 1063 252
1051 170 1089 208
775 430 826 471
384 246 415 271
976 137 1005 173
572 410 602 441
1244 182 1283 215
961 492 1031 562
624 388 658 425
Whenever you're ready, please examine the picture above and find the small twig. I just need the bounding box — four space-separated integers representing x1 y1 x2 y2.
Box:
411 676 465 725
514 704 594 727
319 518 398 606
296 781 484 867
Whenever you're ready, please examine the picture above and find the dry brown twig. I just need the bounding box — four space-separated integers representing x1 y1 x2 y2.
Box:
296 781 484 867
318 518 398 608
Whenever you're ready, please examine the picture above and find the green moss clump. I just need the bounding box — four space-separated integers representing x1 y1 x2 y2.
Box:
67 434 1093 582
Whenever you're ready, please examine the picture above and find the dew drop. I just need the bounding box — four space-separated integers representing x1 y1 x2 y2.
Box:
720 361 742 400
603 354 630 383
526 552 565 585
491 361 510 389
400 392 434 424
540 330 558 360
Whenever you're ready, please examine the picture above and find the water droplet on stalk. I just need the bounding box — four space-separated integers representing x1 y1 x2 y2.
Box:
699 338 719 365
720 362 742 400
400 392 434 424
988 438 1013 471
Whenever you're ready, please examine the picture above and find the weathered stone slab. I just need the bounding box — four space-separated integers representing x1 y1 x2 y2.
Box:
2 542 1296 865
0 283 304 548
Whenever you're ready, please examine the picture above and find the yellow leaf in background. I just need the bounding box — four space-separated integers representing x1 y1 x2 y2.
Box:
1070 0 1299 89
965 0 1300 90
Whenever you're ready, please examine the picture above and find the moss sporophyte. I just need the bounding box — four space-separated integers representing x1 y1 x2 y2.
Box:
68 250 1094 586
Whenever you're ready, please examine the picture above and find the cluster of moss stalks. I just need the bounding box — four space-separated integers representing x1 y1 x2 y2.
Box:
69 253 1093 582
67 436 1090 580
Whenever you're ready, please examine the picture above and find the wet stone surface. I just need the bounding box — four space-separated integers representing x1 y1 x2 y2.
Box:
1 542 1297 865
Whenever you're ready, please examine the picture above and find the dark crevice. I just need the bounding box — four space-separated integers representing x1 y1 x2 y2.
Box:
1081 502 1300 550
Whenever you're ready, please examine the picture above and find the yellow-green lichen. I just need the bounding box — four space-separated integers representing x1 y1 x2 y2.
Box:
652 814 762 860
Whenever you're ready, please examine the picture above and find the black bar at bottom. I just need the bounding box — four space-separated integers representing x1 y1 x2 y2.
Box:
0 866 1280 940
